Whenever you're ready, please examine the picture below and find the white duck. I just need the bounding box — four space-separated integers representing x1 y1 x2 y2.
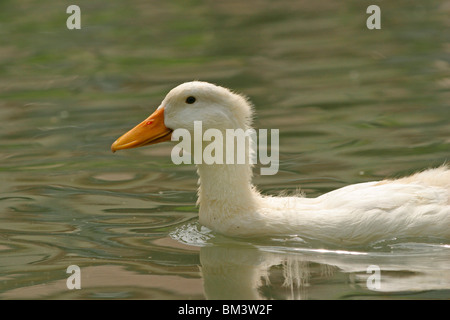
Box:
111 81 450 245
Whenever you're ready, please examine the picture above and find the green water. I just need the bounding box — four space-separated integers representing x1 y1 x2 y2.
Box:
0 0 449 299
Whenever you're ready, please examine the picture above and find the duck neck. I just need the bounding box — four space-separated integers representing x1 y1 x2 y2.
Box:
197 162 257 206
195 144 261 230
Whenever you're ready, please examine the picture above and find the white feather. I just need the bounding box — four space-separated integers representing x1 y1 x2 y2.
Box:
159 82 450 245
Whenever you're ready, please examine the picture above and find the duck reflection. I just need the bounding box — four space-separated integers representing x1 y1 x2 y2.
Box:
197 242 450 299
200 245 312 299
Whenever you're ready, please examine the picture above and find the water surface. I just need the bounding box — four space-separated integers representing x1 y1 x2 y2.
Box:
0 0 449 299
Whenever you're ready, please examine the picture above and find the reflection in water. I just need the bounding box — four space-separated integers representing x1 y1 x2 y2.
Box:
172 223 450 299
199 242 450 300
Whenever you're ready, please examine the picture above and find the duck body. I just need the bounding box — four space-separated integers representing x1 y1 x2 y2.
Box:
197 163 450 245
112 81 450 245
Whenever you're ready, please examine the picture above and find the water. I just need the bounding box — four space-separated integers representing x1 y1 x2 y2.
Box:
0 0 449 299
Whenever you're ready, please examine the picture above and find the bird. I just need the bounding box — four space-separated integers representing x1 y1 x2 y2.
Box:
111 81 450 245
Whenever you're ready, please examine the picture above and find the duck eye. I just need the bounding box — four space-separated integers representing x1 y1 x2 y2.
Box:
186 96 196 104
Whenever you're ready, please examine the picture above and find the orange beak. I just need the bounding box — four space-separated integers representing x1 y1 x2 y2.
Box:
111 107 172 152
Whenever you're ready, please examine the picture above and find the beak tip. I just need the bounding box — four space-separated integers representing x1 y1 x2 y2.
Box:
111 141 118 153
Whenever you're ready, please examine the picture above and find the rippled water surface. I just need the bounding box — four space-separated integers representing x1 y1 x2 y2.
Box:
1 0 449 299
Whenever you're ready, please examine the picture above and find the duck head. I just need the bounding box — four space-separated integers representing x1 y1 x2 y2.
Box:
111 81 253 152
